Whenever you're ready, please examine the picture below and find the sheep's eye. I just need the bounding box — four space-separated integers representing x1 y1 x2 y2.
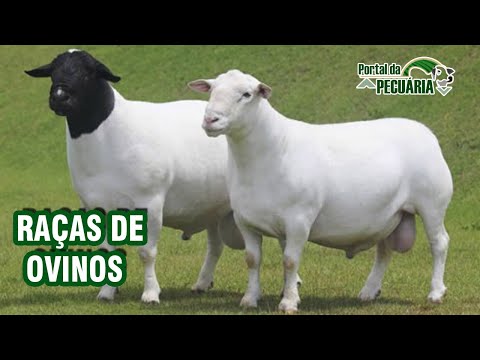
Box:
242 92 251 98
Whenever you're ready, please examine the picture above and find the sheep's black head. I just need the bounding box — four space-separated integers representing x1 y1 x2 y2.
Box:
25 49 121 117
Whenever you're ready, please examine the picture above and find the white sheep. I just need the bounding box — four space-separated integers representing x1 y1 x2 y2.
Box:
189 69 453 313
25 50 249 303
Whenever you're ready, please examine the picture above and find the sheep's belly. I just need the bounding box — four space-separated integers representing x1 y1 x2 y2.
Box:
309 212 403 255
163 184 231 234
76 178 230 234
75 179 136 210
163 205 231 235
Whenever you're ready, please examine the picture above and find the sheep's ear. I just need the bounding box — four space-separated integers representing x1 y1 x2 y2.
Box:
25 63 54 78
431 66 437 81
446 67 455 75
95 61 121 83
257 83 272 99
188 80 213 93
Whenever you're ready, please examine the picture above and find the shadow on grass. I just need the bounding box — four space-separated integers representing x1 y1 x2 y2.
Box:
0 289 99 309
0 286 242 311
0 285 413 314
296 294 413 312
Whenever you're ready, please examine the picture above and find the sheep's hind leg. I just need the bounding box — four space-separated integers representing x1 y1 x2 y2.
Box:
192 224 224 293
359 212 415 301
358 239 392 301
418 209 450 303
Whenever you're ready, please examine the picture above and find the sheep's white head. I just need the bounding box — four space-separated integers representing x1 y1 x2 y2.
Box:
188 69 272 137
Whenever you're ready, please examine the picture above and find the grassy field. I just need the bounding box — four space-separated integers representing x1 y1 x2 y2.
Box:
0 45 479 315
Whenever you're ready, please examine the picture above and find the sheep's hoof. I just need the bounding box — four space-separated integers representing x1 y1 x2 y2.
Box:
358 288 381 302
97 287 117 302
240 294 259 308
97 295 115 302
142 300 160 305
141 290 160 304
278 299 299 314
191 281 214 293
428 287 447 304
181 233 191 241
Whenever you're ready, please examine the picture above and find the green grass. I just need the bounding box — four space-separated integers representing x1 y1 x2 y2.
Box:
1 45 479 314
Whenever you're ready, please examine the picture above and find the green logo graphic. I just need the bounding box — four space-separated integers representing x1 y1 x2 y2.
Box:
357 57 455 96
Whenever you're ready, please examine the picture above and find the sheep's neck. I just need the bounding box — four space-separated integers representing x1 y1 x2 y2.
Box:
66 81 115 139
227 100 287 170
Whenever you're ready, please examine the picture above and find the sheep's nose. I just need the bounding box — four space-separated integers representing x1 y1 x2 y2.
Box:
204 116 219 125
52 88 70 103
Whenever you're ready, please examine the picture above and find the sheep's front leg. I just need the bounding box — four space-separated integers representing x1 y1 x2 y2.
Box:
139 213 162 304
89 203 119 302
237 222 263 308
192 224 224 293
278 238 303 291
97 240 119 301
279 224 309 314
